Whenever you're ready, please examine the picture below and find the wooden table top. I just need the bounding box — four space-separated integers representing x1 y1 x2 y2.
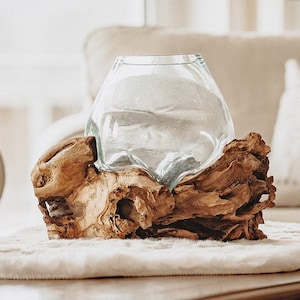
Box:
0 270 299 299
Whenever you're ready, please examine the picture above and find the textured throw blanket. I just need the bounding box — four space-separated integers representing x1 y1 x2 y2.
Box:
0 221 299 280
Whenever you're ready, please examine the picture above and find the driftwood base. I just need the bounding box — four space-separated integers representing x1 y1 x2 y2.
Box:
31 132 276 241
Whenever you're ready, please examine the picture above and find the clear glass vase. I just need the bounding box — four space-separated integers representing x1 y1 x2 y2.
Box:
85 54 235 190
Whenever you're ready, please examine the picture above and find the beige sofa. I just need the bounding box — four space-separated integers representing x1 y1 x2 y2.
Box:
41 26 300 222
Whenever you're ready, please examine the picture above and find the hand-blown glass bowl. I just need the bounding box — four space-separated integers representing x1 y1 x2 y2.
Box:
85 54 235 190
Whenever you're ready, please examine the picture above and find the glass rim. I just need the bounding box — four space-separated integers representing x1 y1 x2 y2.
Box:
115 53 205 66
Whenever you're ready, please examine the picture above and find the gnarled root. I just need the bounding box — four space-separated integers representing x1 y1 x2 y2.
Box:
31 132 275 241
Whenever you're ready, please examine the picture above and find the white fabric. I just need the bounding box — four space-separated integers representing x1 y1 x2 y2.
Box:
0 221 299 280
270 59 300 182
269 59 300 206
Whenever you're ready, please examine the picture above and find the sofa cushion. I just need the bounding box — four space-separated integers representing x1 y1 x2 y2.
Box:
269 59 300 206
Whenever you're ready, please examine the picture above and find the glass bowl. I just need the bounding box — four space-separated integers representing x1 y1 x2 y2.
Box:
85 54 235 190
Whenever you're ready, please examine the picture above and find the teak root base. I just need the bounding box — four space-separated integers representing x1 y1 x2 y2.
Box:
31 132 276 241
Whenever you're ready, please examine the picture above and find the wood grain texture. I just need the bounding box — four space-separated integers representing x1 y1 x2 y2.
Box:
31 132 276 241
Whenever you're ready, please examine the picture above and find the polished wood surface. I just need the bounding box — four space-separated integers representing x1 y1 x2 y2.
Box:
0 271 299 299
